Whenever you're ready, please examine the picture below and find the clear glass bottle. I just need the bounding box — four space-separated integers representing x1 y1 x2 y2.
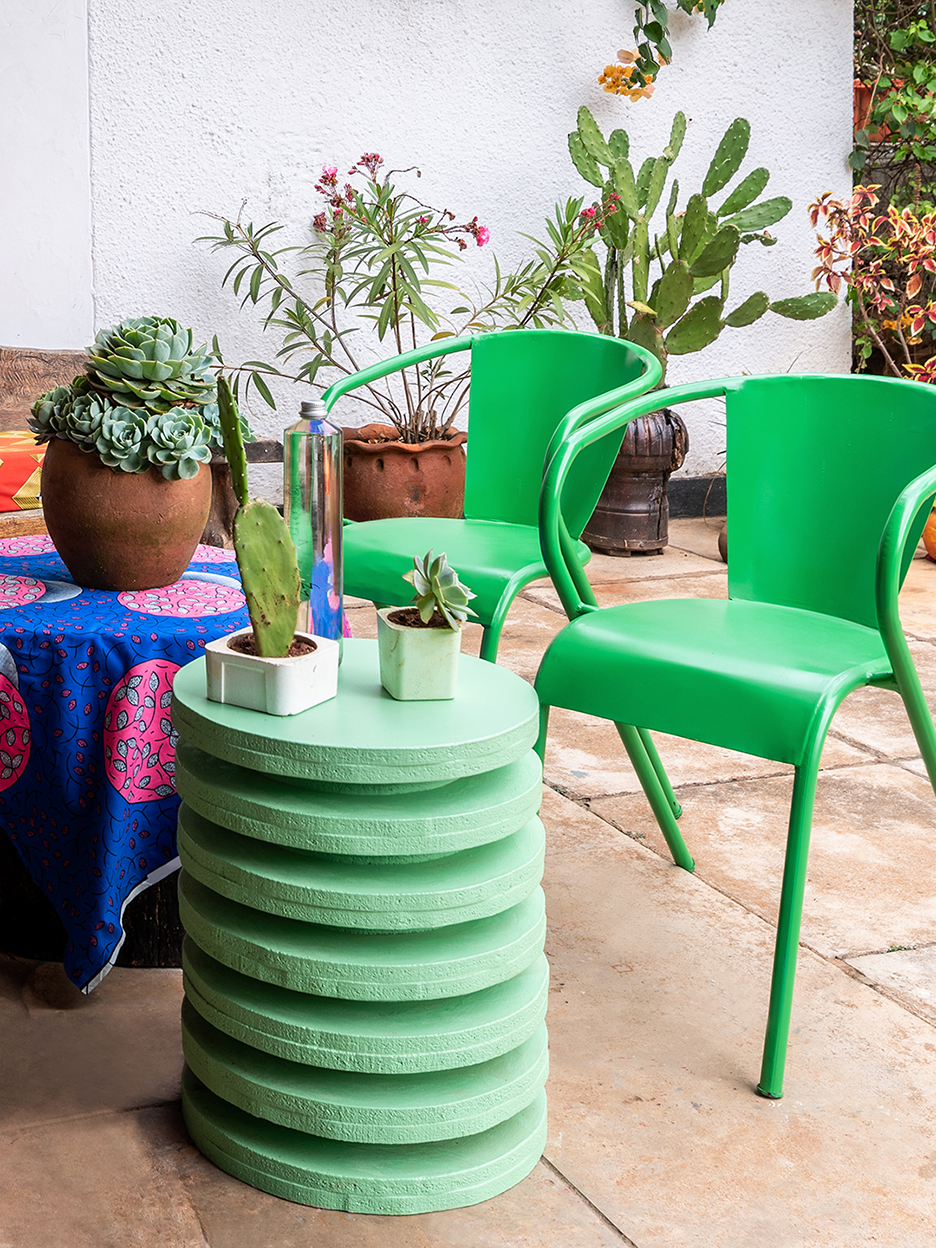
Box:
283 399 343 653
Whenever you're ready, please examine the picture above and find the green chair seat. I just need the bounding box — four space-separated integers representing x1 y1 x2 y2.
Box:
344 517 589 625
537 597 891 766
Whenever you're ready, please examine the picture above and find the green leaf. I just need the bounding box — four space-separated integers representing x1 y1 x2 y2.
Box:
645 156 670 217
702 119 751 198
665 296 725 355
652 260 694 330
576 106 614 165
569 132 604 188
665 112 687 162
688 224 740 277
569 247 609 331
769 292 838 320
724 291 770 327
216 377 249 505
609 128 630 160
721 196 792 232
612 159 639 219
678 193 713 263
717 167 769 217
636 157 656 208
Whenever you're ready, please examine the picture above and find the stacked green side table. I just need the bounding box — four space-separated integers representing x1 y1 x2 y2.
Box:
170 638 547 1214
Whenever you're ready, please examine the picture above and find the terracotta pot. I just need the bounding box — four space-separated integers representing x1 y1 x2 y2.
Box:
582 409 688 555
342 424 468 522
40 437 212 590
923 508 936 561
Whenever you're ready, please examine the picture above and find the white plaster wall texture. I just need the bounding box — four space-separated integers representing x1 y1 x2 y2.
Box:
0 0 93 348
41 0 852 484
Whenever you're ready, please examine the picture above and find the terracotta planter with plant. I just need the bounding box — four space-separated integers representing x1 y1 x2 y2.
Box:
203 152 617 522
377 550 477 701
203 379 339 716
30 316 250 590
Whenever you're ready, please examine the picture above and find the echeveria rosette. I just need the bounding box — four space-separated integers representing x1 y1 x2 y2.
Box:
86 316 218 414
144 409 213 480
94 407 149 473
403 549 477 631
29 383 76 442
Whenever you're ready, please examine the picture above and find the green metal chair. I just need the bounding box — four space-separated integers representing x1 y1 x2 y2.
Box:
322 330 662 661
535 372 936 1099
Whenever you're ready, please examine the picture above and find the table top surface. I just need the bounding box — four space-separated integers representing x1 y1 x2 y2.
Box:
172 639 541 788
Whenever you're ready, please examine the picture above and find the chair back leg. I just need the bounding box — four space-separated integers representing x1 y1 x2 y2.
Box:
615 723 694 871
636 727 683 819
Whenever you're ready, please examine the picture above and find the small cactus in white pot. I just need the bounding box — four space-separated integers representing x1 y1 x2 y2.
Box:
377 551 477 701
204 377 339 715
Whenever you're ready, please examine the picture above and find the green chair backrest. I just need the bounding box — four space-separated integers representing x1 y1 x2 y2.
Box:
464 330 656 534
726 373 936 629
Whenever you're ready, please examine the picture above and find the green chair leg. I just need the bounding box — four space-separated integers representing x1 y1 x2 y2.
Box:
636 726 682 819
479 623 504 664
615 723 694 872
756 753 821 1099
535 704 550 766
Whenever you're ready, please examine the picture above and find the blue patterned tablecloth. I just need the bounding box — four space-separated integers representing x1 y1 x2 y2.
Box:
0 537 252 990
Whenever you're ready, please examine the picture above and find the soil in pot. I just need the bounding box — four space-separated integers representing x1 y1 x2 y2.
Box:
227 633 317 658
41 438 212 590
342 424 468 522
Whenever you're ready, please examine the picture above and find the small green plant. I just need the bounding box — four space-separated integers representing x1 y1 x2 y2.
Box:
216 376 300 657
566 109 837 378
599 1 728 99
30 316 251 480
403 550 477 631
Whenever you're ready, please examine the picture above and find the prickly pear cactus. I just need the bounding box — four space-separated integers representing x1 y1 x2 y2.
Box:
217 377 300 657
565 108 836 374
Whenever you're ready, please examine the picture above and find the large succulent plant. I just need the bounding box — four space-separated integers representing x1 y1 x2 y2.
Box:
30 316 249 479
87 317 216 413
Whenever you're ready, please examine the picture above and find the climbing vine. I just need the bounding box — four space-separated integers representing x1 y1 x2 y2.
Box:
599 1 728 100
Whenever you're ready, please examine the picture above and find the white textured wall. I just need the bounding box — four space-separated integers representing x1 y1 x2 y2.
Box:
5 0 853 481
0 0 93 347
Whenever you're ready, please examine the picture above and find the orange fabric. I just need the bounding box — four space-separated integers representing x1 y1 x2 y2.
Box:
0 432 46 512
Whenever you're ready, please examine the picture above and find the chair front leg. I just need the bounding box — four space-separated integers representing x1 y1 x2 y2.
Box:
756 750 821 1100
615 723 694 872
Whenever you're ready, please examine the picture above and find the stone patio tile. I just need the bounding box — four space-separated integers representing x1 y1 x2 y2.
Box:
846 944 936 1024
897 551 936 640
0 957 184 1129
0 1106 205 1248
828 638 936 758
587 762 936 959
542 709 871 800
523 568 728 613
179 1150 628 1248
665 514 727 562
539 787 936 1248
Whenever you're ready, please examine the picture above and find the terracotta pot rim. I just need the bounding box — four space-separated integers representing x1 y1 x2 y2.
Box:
342 424 467 454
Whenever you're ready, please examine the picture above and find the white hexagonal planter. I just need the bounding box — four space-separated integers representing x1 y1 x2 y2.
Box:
205 627 339 716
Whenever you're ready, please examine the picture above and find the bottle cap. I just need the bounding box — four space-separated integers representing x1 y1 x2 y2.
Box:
300 399 329 418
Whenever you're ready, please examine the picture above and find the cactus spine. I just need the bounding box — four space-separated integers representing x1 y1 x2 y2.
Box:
216 377 300 657
567 109 836 375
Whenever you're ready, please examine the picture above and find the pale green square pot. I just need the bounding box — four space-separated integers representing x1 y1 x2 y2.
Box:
376 608 462 700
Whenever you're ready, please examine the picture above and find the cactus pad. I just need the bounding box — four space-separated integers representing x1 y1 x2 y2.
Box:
701 119 751 199
769 293 839 320
665 296 725 356
233 501 301 657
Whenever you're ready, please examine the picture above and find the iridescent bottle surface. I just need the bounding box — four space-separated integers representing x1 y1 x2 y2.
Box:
284 399 343 651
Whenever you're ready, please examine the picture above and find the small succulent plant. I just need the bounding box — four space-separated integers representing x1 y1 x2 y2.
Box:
30 315 250 479
216 376 300 657
403 550 477 631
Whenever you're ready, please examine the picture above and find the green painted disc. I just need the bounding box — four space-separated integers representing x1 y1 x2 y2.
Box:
182 999 547 1144
182 1068 548 1214
178 808 545 929
179 872 546 1000
174 741 542 857
171 640 540 788
183 941 549 1073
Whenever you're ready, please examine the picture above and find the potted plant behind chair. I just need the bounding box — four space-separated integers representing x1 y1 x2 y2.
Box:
566 108 837 553
29 316 249 590
203 378 339 716
377 550 477 701
200 152 612 524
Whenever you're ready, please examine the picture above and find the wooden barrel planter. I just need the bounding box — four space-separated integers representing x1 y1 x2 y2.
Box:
582 408 688 556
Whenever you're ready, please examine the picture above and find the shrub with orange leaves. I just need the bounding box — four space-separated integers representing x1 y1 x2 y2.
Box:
810 184 936 380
